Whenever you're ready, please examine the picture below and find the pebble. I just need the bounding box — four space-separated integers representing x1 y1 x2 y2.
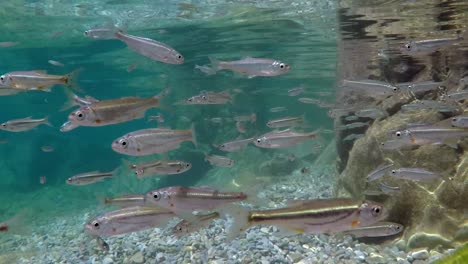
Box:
410 249 429 260
396 257 410 264
354 250 366 261
130 252 144 264
102 257 113 264
366 253 385 264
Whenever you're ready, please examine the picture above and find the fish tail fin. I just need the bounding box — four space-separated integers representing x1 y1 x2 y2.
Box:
219 204 251 242
43 116 53 127
309 127 326 145
190 123 198 148
208 56 221 72
5 209 31 235
60 87 79 111
63 68 83 93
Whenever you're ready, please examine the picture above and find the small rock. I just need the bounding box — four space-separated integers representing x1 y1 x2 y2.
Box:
354 250 365 261
410 249 429 260
130 252 144 264
396 257 410 264
288 252 302 262
102 257 113 264
260 227 269 234
366 253 385 264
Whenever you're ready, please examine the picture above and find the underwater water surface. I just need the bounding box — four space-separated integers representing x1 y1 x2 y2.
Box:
0 0 467 264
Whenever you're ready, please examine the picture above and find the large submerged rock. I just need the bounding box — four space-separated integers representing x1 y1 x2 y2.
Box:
335 109 468 250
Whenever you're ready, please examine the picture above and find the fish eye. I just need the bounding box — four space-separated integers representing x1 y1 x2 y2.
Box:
280 63 285 69
395 225 400 230
119 139 128 148
393 87 398 92
186 163 190 167
391 169 396 174
152 192 160 200
256 139 261 143
177 55 182 59
0 76 4 82
188 98 192 102
92 221 100 229
371 206 382 216
74 111 85 121
202 95 206 100
84 30 89 35
395 131 401 137
452 118 457 122
405 44 411 50
1 124 5 127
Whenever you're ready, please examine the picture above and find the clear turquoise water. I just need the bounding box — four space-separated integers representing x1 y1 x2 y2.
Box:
0 1 336 224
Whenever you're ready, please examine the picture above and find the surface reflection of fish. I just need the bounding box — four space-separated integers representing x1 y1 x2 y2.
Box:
367 163 394 182
226 199 387 240
173 212 220 236
400 33 466 55
342 222 403 238
85 206 175 236
342 79 399 96
267 116 305 128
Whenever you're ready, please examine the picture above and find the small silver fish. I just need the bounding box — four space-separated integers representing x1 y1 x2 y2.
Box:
342 79 399 96
181 91 231 105
452 116 468 128
379 182 400 194
41 145 54 152
127 159 192 178
397 81 445 93
400 35 465 55
342 222 404 238
344 115 359 122
112 126 196 156
173 212 220 236
287 86 305 96
148 114 165 123
84 28 116 39
267 116 305 128
146 186 246 220
269 106 287 113
216 137 254 152
85 206 175 236
389 168 442 181
0 69 79 91
392 125 468 148
66 170 114 186
255 129 320 149
0 116 51 132
445 91 468 102
115 31 184 64
0 42 19 47
367 163 395 182
205 154 235 167
401 100 459 113
206 57 290 77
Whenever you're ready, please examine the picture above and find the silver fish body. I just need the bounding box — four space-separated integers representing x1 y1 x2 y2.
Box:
85 206 175 236
343 222 404 238
183 91 231 105
84 28 116 39
115 31 184 64
216 138 253 152
66 95 160 129
208 57 289 77
66 170 114 186
355 108 387 119
0 116 50 132
393 126 468 146
389 168 442 181
146 186 247 214
366 163 394 182
129 160 192 178
205 154 235 167
445 91 468 102
342 79 399 96
266 116 305 128
400 36 464 55
112 127 195 156
0 70 77 91
254 129 320 149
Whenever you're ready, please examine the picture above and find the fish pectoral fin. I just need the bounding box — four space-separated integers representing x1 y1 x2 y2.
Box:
36 85 51 91
351 220 360 228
